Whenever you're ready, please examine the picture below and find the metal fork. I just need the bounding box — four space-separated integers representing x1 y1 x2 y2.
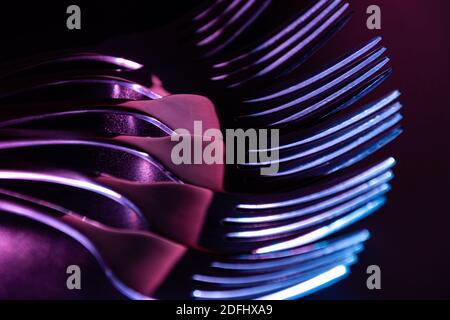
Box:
0 188 369 299
0 0 274 95
235 91 402 185
0 36 393 128
0 116 399 193
233 38 392 127
0 1 354 104
0 85 402 192
0 0 402 299
191 0 273 58
0 2 400 185
0 158 395 253
0 128 225 191
0 94 219 137
210 0 351 88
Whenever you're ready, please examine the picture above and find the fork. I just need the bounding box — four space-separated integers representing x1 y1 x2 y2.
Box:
0 0 275 94
0 39 398 150
0 187 369 299
0 94 220 137
0 36 398 180
0 119 400 194
236 91 402 181
0 0 402 299
0 36 392 131
0 73 401 191
0 83 402 191
0 158 395 253
0 1 356 106
0 1 400 185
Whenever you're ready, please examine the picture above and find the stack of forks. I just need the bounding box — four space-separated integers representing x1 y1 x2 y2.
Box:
0 0 402 299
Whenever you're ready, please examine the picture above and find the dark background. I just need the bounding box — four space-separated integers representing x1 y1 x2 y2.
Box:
0 0 449 299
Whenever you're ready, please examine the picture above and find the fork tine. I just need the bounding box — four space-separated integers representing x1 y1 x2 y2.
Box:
212 229 369 270
250 91 401 152
237 158 395 210
235 59 390 129
239 47 387 119
212 0 330 70
193 247 361 285
255 264 349 300
193 0 229 22
244 109 402 167
193 255 356 299
226 184 389 240
232 229 370 260
212 0 348 84
260 128 401 181
269 67 394 130
245 114 401 177
242 36 383 102
225 2 350 88
254 197 385 254
196 0 245 35
199 0 272 57
320 127 402 178
226 170 393 223
267 58 390 126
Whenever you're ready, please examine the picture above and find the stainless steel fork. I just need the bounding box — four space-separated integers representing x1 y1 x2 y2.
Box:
0 188 369 299
0 158 395 254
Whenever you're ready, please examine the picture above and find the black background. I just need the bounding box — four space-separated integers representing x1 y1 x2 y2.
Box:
0 0 449 299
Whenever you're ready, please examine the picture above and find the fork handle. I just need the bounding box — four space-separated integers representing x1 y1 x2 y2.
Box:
0 94 220 134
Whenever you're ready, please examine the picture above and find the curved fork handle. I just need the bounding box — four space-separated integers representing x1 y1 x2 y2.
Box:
118 134 225 191
118 94 221 132
0 128 226 192
0 190 186 297
0 94 221 134
0 52 143 81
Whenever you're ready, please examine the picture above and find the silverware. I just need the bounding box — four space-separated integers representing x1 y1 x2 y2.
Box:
0 117 400 193
0 1 355 106
0 0 403 299
0 188 369 299
0 94 219 137
0 158 394 253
